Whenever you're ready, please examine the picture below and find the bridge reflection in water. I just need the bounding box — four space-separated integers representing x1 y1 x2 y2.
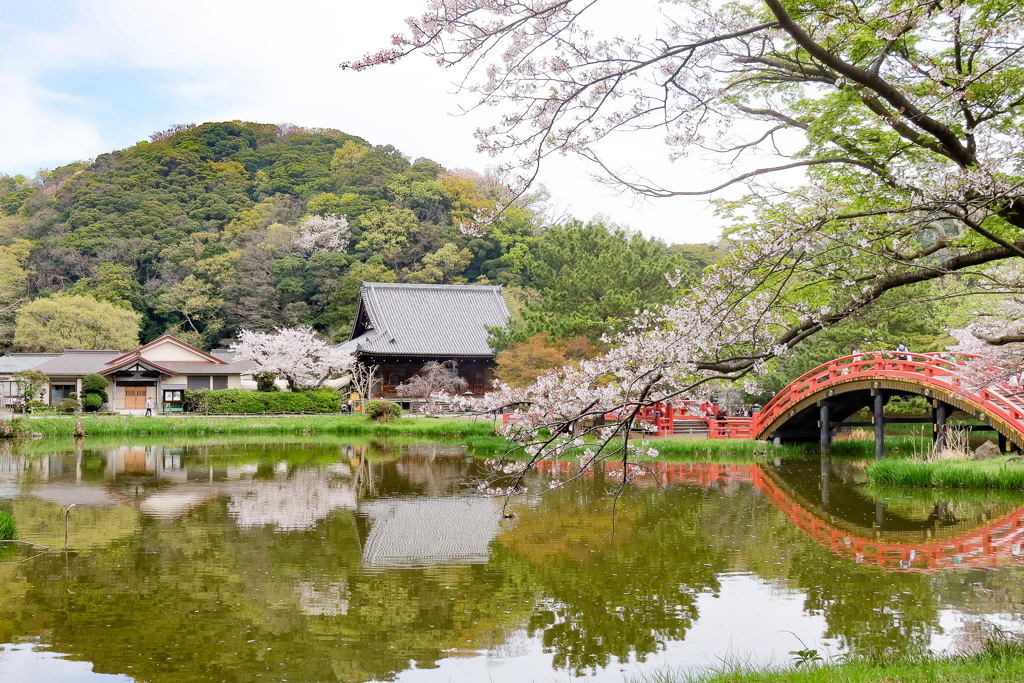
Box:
535 458 1024 572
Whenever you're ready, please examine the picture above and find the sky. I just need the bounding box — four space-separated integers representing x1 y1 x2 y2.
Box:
0 0 729 244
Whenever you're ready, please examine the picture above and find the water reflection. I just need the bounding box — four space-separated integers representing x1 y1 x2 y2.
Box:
764 456 1024 571
0 440 1023 682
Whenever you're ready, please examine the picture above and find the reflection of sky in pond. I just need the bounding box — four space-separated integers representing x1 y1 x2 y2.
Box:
0 643 132 683
1 440 1024 682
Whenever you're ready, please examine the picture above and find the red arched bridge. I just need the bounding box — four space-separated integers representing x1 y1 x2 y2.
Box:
637 352 1024 455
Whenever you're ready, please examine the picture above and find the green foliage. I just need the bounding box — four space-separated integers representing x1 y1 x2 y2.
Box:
749 284 952 404
365 399 402 423
1 120 740 353
81 373 109 394
0 510 16 540
0 417 21 437
12 369 48 400
69 263 144 311
14 294 141 352
81 393 104 412
492 220 709 348
16 414 496 438
184 389 341 414
254 372 280 392
56 398 80 414
867 457 1024 490
636 645 1024 682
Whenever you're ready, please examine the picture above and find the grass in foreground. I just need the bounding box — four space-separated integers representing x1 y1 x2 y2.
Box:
0 510 16 540
17 414 499 439
633 641 1024 683
866 456 1024 489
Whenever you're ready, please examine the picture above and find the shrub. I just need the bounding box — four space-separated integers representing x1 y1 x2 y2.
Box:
254 372 280 392
183 389 341 414
0 510 17 540
57 398 80 414
81 373 109 394
183 389 209 413
0 419 21 437
365 399 402 423
82 393 104 412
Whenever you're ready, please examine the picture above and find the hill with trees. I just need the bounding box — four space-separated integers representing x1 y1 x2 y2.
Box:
0 121 714 353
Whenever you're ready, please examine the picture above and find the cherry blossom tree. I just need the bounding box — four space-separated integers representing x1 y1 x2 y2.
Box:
345 0 1024 492
295 214 350 255
396 360 469 412
232 326 354 391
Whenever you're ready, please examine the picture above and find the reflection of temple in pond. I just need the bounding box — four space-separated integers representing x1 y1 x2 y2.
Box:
0 443 506 567
359 496 502 568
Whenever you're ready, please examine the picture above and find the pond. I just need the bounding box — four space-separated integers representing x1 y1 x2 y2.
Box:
2 436 1024 683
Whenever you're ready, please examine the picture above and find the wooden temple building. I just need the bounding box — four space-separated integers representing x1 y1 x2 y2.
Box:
340 282 510 404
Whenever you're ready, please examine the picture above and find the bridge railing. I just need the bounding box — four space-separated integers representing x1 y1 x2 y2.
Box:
754 351 976 435
707 418 754 440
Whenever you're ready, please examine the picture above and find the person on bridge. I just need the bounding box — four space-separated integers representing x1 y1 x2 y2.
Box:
897 342 909 361
715 405 727 436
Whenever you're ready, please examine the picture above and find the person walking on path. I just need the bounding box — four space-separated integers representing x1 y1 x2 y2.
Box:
897 342 909 361
145 396 153 417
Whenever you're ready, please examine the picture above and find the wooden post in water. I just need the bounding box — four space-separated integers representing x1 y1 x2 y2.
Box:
873 390 885 459
819 403 831 454
820 454 830 507
933 401 948 453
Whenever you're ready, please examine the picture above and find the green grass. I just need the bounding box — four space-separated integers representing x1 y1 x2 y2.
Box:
633 641 1024 683
0 510 16 540
864 482 1024 506
867 456 1024 489
15 414 499 439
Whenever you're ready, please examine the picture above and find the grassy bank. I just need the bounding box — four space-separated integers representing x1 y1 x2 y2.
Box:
634 642 1024 683
12 415 932 465
866 455 1024 489
17 414 499 440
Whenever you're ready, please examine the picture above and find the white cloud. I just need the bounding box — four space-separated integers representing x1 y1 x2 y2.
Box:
0 73 105 171
0 0 727 242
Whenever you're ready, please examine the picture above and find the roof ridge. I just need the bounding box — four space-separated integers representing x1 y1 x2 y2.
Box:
62 349 121 354
362 281 503 291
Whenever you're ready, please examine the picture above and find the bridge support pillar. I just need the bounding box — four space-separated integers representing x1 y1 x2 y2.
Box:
819 403 831 454
873 390 885 459
933 401 949 453
1000 432 1009 453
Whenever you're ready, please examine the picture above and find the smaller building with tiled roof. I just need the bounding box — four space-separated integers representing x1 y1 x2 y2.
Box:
0 353 63 409
31 333 254 413
340 282 510 400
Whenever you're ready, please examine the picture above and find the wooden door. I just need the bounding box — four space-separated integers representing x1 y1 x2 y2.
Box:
125 386 147 410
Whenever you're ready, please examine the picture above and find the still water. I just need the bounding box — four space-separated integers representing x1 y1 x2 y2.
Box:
2 437 1024 683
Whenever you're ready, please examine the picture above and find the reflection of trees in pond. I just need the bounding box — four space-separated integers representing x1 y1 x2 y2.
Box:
4 451 1024 682
9 498 138 550
494 480 729 675
228 468 357 530
0 497 532 683
693 468 945 656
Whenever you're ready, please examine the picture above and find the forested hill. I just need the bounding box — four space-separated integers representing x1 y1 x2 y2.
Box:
0 120 717 352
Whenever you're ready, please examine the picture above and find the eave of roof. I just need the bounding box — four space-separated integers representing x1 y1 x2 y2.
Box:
99 356 177 376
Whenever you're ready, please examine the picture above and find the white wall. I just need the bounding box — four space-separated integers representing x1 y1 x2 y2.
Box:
141 339 210 362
